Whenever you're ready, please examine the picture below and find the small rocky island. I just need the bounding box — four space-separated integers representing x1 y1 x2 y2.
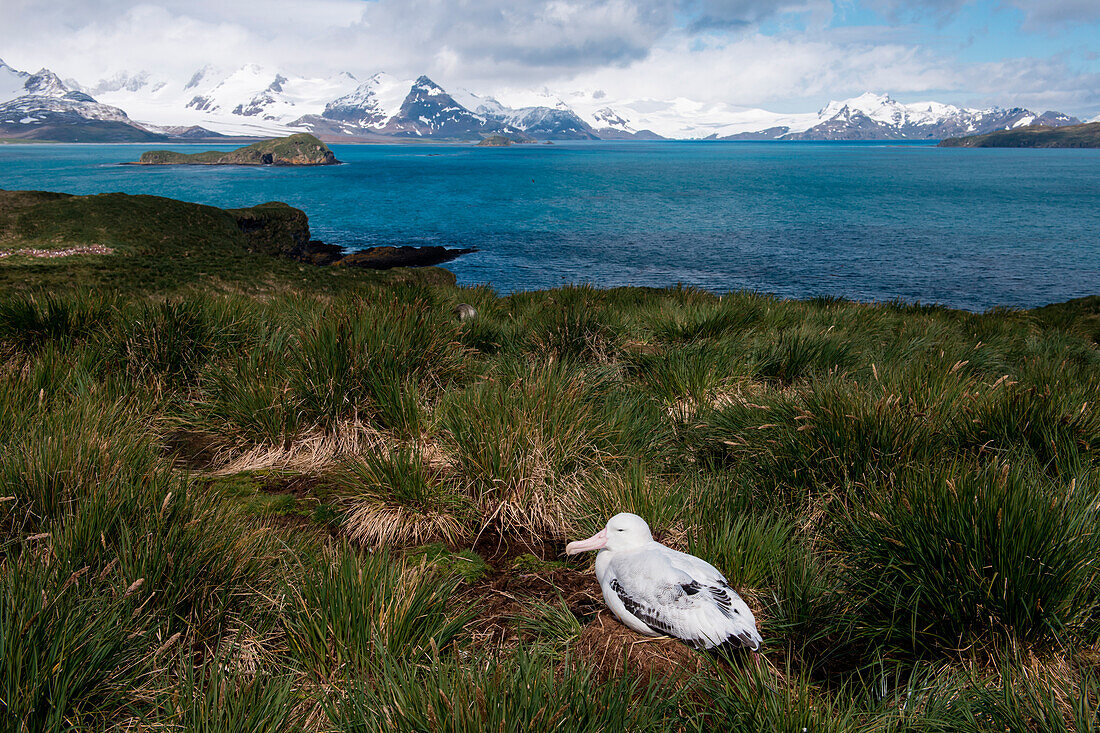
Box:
131 133 340 165
477 135 514 147
939 121 1100 148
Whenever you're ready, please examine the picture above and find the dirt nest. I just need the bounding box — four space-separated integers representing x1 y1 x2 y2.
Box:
569 610 709 683
448 531 595 645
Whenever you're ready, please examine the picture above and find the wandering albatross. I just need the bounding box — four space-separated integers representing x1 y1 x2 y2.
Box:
566 512 763 652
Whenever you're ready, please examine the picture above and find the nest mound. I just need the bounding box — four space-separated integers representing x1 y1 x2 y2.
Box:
568 610 709 683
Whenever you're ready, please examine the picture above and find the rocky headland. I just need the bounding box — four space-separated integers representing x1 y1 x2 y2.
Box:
939 121 1100 148
0 187 473 295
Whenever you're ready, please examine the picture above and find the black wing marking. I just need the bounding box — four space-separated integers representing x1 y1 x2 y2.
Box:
610 577 759 651
713 632 763 654
707 582 740 618
609 578 681 639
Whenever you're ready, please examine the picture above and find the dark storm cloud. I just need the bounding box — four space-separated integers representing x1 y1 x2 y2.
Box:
677 0 808 31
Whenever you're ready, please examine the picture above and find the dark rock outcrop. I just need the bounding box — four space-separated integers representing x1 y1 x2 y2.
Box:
227 202 312 258
334 245 477 269
224 200 475 269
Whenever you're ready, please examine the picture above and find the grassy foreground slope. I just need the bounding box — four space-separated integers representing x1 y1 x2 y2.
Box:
2 192 1100 730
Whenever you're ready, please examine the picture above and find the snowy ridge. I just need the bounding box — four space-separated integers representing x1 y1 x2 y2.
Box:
319 72 409 129
91 63 360 136
376 75 520 138
0 58 1086 141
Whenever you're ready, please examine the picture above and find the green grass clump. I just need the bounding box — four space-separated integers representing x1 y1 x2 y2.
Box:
329 649 678 733
0 557 151 730
339 446 472 546
3 204 1100 728
440 362 613 535
837 462 1100 653
513 599 585 655
283 548 474 682
289 297 464 433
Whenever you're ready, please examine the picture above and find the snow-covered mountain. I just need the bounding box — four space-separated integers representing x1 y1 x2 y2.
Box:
451 89 599 139
371 76 522 139
88 63 360 138
714 93 1080 140
0 58 162 141
318 72 409 128
0 57 1086 142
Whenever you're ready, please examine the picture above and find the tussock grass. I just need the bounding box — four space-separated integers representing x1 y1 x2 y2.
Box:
440 362 614 536
0 557 151 731
513 599 585 656
283 547 473 681
145 658 307 733
3 279 1100 729
329 648 679 733
339 445 472 546
837 462 1100 653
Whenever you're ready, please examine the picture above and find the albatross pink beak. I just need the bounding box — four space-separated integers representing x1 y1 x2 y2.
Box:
566 528 608 555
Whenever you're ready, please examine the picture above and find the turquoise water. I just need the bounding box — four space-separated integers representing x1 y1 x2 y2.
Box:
1 141 1098 311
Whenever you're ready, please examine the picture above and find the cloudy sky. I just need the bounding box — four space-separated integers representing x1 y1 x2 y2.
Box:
2 0 1098 117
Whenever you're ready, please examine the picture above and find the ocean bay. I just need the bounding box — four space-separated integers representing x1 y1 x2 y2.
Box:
1 140 1097 311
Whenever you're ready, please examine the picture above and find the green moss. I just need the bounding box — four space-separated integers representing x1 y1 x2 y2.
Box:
201 472 267 499
245 492 298 516
510 553 569 573
407 544 490 584
312 503 341 527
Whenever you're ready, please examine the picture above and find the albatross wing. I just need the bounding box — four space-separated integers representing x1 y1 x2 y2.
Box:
598 546 762 651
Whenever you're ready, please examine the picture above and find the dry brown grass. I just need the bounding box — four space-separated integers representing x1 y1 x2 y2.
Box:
344 502 470 547
206 420 390 475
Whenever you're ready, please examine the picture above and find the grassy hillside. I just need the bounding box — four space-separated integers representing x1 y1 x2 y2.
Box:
2 190 1099 729
0 189 449 293
940 121 1100 148
135 133 339 165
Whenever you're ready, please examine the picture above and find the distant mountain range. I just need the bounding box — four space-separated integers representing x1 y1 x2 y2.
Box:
0 58 1083 143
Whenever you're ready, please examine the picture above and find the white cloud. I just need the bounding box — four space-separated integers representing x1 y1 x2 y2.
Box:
0 0 1096 119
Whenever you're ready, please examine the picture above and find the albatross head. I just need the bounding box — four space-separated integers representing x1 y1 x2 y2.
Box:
566 513 653 555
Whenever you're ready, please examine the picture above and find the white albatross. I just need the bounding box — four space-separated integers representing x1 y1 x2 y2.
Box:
566 513 763 652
